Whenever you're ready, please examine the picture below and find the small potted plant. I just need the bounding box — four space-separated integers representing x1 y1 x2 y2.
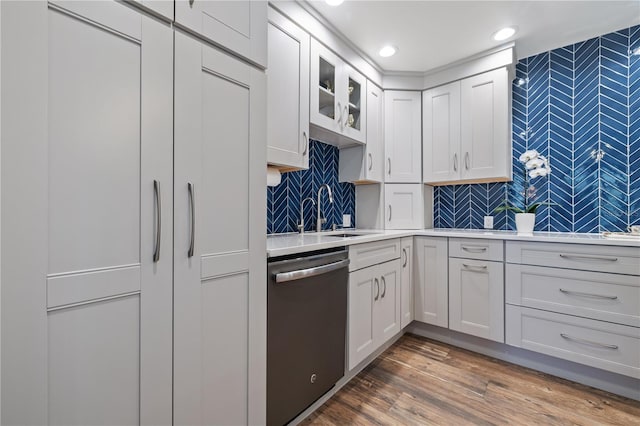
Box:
495 149 552 235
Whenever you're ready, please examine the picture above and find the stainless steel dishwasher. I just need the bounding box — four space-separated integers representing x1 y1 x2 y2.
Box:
267 247 349 426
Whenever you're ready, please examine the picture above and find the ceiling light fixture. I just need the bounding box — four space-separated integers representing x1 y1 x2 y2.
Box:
325 0 344 6
492 26 517 41
379 45 397 58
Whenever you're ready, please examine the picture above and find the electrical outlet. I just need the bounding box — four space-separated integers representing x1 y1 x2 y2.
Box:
484 216 494 229
343 214 351 228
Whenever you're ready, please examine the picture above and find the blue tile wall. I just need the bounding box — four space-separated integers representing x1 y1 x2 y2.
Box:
434 25 640 233
267 140 355 234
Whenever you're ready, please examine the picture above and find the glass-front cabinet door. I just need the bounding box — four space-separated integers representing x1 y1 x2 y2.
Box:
342 64 367 144
311 40 340 133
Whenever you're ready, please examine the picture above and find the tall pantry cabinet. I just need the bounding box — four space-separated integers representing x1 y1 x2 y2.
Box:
1 1 266 425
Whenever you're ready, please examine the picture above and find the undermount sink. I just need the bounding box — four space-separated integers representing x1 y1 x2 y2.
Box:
323 233 365 238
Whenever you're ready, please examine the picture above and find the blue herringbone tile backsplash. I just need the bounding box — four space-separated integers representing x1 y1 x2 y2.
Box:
267 140 355 234
435 25 640 233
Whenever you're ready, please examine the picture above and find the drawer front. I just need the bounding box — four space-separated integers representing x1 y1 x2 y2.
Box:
506 264 640 327
506 305 640 379
349 239 401 272
449 238 503 261
506 241 640 276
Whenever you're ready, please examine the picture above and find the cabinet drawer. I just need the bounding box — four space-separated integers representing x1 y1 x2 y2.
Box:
449 238 503 261
349 239 401 272
506 241 640 276
506 305 640 379
506 264 640 327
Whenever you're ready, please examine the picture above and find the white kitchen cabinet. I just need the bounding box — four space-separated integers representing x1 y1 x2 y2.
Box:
449 257 504 342
400 237 414 328
2 2 173 424
414 237 449 328
384 90 422 183
310 39 366 146
266 8 310 169
339 80 384 183
174 0 267 68
384 184 424 229
423 67 511 185
174 31 266 426
348 259 401 370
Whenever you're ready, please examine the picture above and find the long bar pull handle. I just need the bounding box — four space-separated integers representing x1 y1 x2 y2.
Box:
461 246 487 253
302 131 308 156
337 101 342 125
368 153 373 171
153 180 161 263
559 289 618 300
453 153 458 172
388 158 391 175
465 152 470 170
559 253 618 262
343 105 349 130
381 276 386 298
560 333 618 350
462 263 488 271
374 278 380 301
275 259 350 283
402 248 408 267
388 205 392 222
188 182 195 258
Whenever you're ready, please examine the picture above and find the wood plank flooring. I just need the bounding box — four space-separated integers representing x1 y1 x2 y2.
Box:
301 334 640 425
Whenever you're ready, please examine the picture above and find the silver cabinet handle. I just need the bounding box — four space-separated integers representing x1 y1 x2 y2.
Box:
381 276 386 298
559 289 618 300
343 104 348 130
560 333 618 350
275 259 350 283
462 263 487 271
187 182 195 258
302 131 308 156
189 0 194 6
374 278 380 301
388 205 392 222
559 253 618 262
153 180 161 263
337 101 342 125
453 153 458 172
465 152 470 170
402 248 408 267
462 246 487 253
368 153 373 171
387 158 391 175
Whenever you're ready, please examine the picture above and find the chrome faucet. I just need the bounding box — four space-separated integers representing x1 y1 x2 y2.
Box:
316 184 334 232
298 197 315 234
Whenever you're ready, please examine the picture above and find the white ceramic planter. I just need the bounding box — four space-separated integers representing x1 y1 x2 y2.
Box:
515 213 535 235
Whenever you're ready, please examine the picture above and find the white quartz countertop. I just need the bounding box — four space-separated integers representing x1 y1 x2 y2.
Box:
267 228 640 257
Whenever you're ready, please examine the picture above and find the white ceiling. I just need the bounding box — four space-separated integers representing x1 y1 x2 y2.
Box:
305 0 640 73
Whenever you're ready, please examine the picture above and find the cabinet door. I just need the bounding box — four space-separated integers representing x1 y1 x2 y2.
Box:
266 9 310 169
384 184 423 229
348 267 377 370
460 67 510 181
174 32 266 426
366 81 384 182
175 0 267 68
2 2 173 424
341 64 367 144
414 237 449 327
384 90 422 183
449 258 504 342
375 260 402 344
423 82 461 184
310 39 341 133
400 238 414 328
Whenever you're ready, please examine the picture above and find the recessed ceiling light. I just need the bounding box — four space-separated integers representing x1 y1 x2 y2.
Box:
493 26 517 41
325 0 344 6
379 45 397 58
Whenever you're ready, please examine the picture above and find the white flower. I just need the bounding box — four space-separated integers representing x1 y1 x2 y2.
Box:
519 149 539 163
525 158 545 170
529 168 549 178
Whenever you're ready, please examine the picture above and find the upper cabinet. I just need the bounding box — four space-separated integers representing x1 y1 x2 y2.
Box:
339 81 384 183
310 39 367 146
384 90 422 183
266 8 310 170
175 0 267 68
423 67 511 185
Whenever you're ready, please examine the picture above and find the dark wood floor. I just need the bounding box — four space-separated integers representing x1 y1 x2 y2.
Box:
302 334 640 425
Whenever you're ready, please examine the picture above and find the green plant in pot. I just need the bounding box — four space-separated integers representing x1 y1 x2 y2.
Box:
495 149 552 235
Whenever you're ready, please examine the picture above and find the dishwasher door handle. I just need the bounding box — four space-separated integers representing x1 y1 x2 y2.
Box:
275 259 350 283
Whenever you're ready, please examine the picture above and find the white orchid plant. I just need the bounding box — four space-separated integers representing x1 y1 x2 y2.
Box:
495 149 553 214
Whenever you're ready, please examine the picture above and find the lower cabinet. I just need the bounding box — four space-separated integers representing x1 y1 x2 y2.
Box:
400 237 414 328
348 259 402 370
449 257 504 342
414 237 449 327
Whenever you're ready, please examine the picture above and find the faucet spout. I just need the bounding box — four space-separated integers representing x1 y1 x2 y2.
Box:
298 197 315 234
316 184 334 232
